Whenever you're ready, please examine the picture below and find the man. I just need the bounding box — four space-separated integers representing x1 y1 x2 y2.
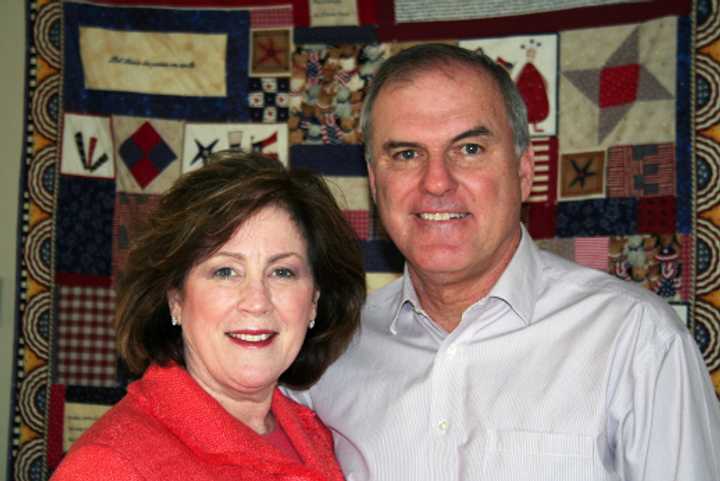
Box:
292 43 720 480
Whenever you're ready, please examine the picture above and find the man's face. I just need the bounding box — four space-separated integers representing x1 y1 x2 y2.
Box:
367 64 533 287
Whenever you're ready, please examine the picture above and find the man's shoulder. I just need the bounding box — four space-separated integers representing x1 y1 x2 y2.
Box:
535 247 685 335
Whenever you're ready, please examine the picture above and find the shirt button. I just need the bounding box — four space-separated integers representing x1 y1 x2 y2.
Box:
437 420 449 432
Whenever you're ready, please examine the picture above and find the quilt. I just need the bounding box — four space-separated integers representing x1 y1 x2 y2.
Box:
8 0 719 479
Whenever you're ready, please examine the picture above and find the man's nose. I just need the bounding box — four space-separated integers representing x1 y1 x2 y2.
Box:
420 154 458 196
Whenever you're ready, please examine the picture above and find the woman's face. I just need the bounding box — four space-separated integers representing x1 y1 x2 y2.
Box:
168 205 319 402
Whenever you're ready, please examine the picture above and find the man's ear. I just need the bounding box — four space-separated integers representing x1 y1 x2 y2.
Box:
367 159 377 204
518 147 535 203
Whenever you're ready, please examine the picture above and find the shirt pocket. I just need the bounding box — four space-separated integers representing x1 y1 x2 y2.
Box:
483 429 596 481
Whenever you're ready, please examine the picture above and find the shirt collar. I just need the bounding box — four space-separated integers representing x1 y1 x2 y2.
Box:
387 224 541 332
487 224 541 325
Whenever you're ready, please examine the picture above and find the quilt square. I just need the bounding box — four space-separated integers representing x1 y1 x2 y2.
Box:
534 237 575 262
528 136 558 204
556 198 637 237
251 28 292 76
637 195 676 233
183 122 289 172
343 209 370 240
522 203 556 240
574 236 610 271
113 116 183 194
63 2 251 121
460 34 558 136
609 233 689 302
250 5 294 28
112 192 161 287
558 151 606 199
61 113 115 179
559 16 676 154
248 77 290 123
290 43 389 145
56 277 117 387
607 143 676 197
56 176 115 276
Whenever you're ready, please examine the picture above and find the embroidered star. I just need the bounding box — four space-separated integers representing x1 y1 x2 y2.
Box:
191 138 219 166
569 157 597 188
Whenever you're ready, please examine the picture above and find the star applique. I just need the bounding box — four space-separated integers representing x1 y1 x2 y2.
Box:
563 28 673 143
569 157 597 188
256 37 285 67
191 138 219 166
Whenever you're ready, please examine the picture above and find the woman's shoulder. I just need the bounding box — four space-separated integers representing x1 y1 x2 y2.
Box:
51 442 145 481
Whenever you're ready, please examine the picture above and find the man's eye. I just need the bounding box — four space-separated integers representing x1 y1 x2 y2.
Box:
213 267 236 279
272 267 296 279
461 143 482 155
393 150 417 161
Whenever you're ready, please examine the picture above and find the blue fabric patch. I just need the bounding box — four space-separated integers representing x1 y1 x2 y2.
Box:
291 145 368 176
362 240 404 273
294 26 377 44
676 15 692 234
556 198 637 238
56 176 115 276
63 3 250 121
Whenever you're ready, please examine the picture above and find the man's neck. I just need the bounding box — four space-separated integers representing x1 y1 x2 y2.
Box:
408 233 521 333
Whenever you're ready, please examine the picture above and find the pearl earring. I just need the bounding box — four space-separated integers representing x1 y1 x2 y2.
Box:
171 315 179 326
308 319 315 329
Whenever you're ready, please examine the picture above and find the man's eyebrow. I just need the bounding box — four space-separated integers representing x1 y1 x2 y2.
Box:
381 140 422 152
451 126 492 143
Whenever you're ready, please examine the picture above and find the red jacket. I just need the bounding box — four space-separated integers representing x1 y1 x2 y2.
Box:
50 364 345 481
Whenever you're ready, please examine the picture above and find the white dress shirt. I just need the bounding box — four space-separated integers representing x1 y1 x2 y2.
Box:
291 227 720 481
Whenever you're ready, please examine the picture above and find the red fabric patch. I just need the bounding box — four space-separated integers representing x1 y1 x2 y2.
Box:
637 196 676 233
130 158 161 189
523 203 556 240
57 281 117 387
47 384 67 470
343 210 370 240
133 121 162 152
599 64 640 108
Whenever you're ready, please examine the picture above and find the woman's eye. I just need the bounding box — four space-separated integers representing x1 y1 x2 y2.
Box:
272 267 296 279
213 267 236 279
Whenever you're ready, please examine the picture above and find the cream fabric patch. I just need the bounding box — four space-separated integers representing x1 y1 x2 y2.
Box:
79 27 228 97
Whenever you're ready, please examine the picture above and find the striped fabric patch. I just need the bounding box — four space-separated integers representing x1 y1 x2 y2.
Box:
528 136 557 203
574 236 610 271
607 143 676 197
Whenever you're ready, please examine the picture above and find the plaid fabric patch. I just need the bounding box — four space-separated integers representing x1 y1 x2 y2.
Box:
344 209 370 240
57 283 117 387
250 6 293 28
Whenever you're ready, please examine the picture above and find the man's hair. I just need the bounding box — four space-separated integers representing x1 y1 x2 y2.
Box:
115 150 366 389
360 43 530 161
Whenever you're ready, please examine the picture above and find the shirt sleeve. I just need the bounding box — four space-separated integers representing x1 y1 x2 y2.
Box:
50 444 146 481
613 318 720 481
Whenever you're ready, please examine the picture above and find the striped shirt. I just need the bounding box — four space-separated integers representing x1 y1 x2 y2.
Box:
290 227 720 481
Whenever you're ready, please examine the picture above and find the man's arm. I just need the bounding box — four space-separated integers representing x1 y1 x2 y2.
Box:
613 325 720 480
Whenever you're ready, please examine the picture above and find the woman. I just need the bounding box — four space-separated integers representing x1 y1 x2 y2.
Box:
51 151 366 480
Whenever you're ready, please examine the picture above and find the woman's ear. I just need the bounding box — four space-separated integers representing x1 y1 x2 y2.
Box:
167 289 182 322
311 289 320 318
